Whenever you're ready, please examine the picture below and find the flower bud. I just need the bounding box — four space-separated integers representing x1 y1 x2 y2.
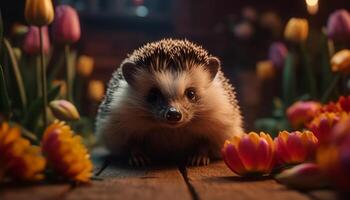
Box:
49 100 80 121
76 55 94 77
52 5 81 44
331 49 350 73
256 60 275 80
23 26 50 55
287 101 321 129
25 0 54 26
268 42 288 68
88 80 105 102
284 18 308 42
11 23 28 36
276 163 327 189
327 9 350 42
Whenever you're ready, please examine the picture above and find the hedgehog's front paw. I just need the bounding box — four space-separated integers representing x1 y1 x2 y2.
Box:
187 154 210 166
128 152 150 167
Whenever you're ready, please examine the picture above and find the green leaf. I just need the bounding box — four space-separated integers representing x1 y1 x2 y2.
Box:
282 53 296 107
300 44 317 99
0 63 11 116
0 9 3 48
22 84 61 131
3 38 27 110
47 50 65 82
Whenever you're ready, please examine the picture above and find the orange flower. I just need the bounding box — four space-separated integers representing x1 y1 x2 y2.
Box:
222 132 275 176
0 122 46 181
317 118 350 189
41 121 93 182
331 49 350 73
275 131 318 165
88 80 105 102
286 101 321 129
307 112 343 145
284 18 309 42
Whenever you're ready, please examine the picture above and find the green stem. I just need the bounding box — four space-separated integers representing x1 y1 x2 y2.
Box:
321 74 341 103
300 44 317 99
36 56 42 97
327 39 335 57
3 39 27 110
65 44 73 102
39 26 47 127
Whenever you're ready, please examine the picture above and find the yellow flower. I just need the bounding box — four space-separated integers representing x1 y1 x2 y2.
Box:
331 49 350 73
41 121 93 182
0 122 46 181
25 0 54 26
76 55 94 77
284 18 309 42
256 60 275 80
88 80 105 102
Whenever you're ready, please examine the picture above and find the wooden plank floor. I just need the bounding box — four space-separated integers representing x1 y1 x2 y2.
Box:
0 149 341 200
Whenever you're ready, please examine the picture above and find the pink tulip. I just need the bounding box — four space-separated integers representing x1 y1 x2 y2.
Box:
327 9 350 42
52 5 81 44
275 131 318 165
268 42 288 69
286 101 321 129
317 118 350 190
222 132 275 176
23 26 50 55
276 163 327 189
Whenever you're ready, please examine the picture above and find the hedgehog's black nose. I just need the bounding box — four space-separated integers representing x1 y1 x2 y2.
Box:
165 107 182 122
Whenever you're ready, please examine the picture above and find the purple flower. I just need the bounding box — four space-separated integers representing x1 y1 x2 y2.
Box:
327 9 350 42
52 5 81 44
268 42 288 68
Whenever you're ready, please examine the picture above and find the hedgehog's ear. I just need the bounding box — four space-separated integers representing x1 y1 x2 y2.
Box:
122 61 139 87
206 57 220 81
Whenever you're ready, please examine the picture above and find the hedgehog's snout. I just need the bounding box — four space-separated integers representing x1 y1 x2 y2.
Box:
164 107 182 123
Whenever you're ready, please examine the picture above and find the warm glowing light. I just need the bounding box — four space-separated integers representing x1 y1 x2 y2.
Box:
305 0 319 15
306 0 318 6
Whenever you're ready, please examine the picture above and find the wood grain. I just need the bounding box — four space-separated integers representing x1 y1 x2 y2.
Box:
186 161 313 200
65 160 192 200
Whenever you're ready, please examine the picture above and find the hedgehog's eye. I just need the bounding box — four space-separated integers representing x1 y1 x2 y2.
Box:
146 87 163 104
185 87 196 101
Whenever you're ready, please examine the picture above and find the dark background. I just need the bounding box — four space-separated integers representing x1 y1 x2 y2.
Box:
1 0 349 130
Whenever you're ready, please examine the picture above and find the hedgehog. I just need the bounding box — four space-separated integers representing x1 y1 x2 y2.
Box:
96 39 243 166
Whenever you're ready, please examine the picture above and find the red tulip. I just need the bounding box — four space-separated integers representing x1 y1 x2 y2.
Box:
327 9 350 42
307 112 342 145
317 118 350 189
23 26 50 55
286 101 321 129
320 101 342 113
222 132 275 176
52 5 81 44
338 96 350 112
275 131 318 165
268 42 288 69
